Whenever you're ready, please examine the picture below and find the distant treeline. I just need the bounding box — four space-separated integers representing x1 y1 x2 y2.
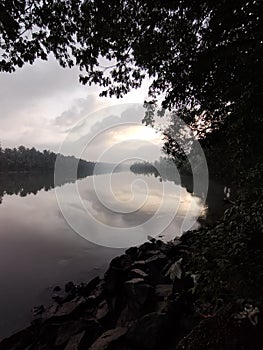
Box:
130 158 193 191
130 162 160 177
0 145 95 174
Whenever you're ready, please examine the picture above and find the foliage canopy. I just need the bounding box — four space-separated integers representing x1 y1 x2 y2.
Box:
1 1 262 147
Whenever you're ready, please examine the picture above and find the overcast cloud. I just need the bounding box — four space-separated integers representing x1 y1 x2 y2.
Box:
0 54 161 163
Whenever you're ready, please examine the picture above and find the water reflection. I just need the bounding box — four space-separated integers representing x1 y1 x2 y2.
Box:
0 172 85 205
0 163 124 205
0 172 123 340
0 169 222 340
79 173 203 243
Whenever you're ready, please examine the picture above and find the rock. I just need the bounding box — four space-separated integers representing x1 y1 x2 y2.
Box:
0 326 36 350
140 249 163 260
64 331 85 350
172 274 195 294
123 279 155 320
125 246 138 260
138 241 154 254
104 255 132 294
63 281 77 302
147 235 156 243
65 281 76 294
127 312 171 350
109 255 132 271
155 284 173 300
32 305 45 316
155 301 168 313
32 323 58 350
124 279 153 305
126 277 144 284
156 240 181 257
78 277 101 298
79 319 104 349
82 281 104 310
145 253 167 268
89 327 127 350
55 320 87 347
144 253 168 285
129 268 148 279
96 300 109 321
52 294 63 304
116 305 136 327
55 318 104 349
43 304 59 319
131 260 147 270
44 297 86 321
56 297 86 317
53 285 61 292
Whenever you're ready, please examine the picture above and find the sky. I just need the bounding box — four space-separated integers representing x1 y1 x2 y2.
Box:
0 55 164 162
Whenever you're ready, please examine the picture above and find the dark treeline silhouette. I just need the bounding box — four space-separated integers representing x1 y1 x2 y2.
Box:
0 145 96 174
130 158 190 188
0 171 90 205
130 162 160 178
0 146 127 205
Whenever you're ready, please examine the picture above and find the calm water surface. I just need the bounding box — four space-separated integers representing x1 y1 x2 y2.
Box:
0 170 223 340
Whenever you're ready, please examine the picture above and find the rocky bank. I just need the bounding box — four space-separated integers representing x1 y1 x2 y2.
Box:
0 231 262 350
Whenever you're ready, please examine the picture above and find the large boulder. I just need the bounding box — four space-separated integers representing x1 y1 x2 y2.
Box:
127 312 172 350
125 247 138 260
104 255 132 294
43 296 87 321
124 279 153 306
122 279 155 323
96 300 110 322
155 284 173 301
78 276 101 298
0 326 38 350
64 332 85 350
129 268 148 279
55 320 88 348
144 253 168 285
89 327 127 350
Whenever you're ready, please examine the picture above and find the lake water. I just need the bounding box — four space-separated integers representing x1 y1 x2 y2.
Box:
0 170 224 340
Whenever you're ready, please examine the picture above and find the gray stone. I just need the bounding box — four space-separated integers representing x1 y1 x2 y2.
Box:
124 279 153 305
96 300 109 320
64 332 85 350
129 268 148 279
155 284 173 300
127 312 170 350
55 297 86 317
104 255 132 294
125 246 138 259
145 253 167 266
55 320 87 347
131 260 147 270
89 327 127 350
116 305 136 328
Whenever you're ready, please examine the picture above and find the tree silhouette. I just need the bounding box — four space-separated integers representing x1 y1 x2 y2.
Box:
1 1 262 163
0 145 95 174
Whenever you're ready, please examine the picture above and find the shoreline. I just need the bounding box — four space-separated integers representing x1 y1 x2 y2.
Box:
1 217 262 349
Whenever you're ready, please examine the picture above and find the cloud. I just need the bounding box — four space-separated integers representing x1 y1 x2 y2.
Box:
0 55 99 149
55 104 162 160
0 54 151 153
54 95 98 128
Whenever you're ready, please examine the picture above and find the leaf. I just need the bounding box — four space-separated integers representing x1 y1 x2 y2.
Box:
166 258 183 281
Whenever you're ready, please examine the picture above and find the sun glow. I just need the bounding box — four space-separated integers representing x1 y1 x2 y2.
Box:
114 125 162 145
